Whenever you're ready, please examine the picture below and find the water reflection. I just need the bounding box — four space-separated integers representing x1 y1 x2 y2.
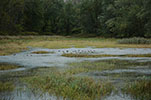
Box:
0 84 64 100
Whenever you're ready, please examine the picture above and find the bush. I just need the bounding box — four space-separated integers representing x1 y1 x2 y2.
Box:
20 32 39 36
145 33 151 38
118 37 151 44
0 31 9 35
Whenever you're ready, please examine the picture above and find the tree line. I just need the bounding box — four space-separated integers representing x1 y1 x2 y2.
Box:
0 0 151 38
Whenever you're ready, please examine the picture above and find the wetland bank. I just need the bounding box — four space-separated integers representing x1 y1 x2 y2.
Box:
0 36 151 100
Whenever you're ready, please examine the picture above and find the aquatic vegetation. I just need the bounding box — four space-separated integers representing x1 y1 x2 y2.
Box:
0 36 151 99
62 53 151 58
65 61 114 75
65 60 151 75
123 80 151 100
0 63 20 70
118 37 151 44
32 51 51 54
23 71 113 100
0 81 15 92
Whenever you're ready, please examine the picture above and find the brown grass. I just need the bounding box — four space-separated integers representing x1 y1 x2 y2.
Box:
31 51 50 54
0 63 20 70
62 53 151 58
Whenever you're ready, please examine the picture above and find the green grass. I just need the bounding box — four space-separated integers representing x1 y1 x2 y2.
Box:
0 36 151 56
62 53 151 58
123 80 151 100
0 63 20 70
0 81 15 92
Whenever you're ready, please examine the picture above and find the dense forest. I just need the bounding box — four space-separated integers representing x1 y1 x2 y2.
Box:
0 0 151 38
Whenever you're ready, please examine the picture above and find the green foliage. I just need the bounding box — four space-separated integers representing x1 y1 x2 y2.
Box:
24 0 44 32
104 0 146 37
20 32 39 36
42 0 64 34
0 0 151 37
79 0 102 34
0 0 24 35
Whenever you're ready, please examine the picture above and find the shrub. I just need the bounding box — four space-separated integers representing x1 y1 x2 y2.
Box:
118 37 151 44
20 32 39 36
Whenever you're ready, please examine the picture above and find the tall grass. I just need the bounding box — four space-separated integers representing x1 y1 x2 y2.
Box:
23 72 113 100
0 82 14 92
123 80 151 100
118 37 151 44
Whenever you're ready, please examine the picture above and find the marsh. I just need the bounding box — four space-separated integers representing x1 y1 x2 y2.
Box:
0 37 151 100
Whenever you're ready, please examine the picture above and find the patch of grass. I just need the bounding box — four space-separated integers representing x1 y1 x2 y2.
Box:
0 81 15 92
0 63 20 70
62 53 151 58
118 37 151 44
32 51 51 54
65 60 151 75
23 71 113 100
123 80 151 100
65 61 114 75
0 36 151 56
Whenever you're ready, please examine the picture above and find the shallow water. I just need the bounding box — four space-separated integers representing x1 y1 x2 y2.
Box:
0 47 151 100
103 91 135 100
0 83 64 100
0 47 151 72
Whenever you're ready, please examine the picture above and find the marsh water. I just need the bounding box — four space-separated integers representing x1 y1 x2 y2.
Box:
0 47 151 100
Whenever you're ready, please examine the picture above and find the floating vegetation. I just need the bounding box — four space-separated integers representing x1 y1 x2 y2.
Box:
0 63 20 70
62 53 151 58
0 81 15 92
31 51 51 54
123 80 151 100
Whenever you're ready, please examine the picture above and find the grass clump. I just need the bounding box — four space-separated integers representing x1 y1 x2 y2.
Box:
23 70 113 100
0 63 20 70
123 80 151 100
0 81 15 92
32 51 51 54
118 37 151 44
62 53 151 58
